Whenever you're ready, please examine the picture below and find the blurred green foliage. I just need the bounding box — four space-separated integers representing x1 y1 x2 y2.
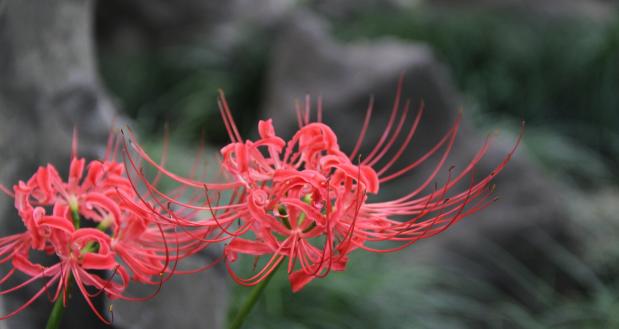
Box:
99 33 269 144
333 7 619 185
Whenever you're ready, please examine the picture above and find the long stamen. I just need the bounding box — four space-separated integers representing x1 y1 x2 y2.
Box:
366 99 411 167
362 75 404 165
349 96 374 160
218 90 242 143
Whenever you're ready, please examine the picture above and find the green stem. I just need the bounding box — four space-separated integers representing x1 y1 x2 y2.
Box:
45 203 81 329
45 277 72 329
228 261 283 329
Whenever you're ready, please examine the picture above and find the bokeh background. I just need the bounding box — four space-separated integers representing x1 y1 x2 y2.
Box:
1 0 619 328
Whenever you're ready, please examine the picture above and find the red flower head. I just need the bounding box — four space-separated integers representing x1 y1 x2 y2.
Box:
127 81 522 292
0 132 198 323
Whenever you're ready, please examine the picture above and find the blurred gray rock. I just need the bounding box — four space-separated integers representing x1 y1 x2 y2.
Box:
112 255 228 329
0 0 227 328
261 10 572 298
0 1 116 327
263 11 455 142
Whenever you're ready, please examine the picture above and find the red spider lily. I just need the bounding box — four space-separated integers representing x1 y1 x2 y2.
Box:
126 80 522 292
0 133 204 323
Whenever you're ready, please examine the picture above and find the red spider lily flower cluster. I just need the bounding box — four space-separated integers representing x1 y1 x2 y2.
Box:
127 83 522 292
0 134 204 323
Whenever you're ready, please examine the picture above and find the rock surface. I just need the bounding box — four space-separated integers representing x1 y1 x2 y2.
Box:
112 254 228 329
0 1 228 328
0 0 116 328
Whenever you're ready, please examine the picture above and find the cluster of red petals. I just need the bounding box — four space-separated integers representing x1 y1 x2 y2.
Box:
128 84 521 293
0 137 203 323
